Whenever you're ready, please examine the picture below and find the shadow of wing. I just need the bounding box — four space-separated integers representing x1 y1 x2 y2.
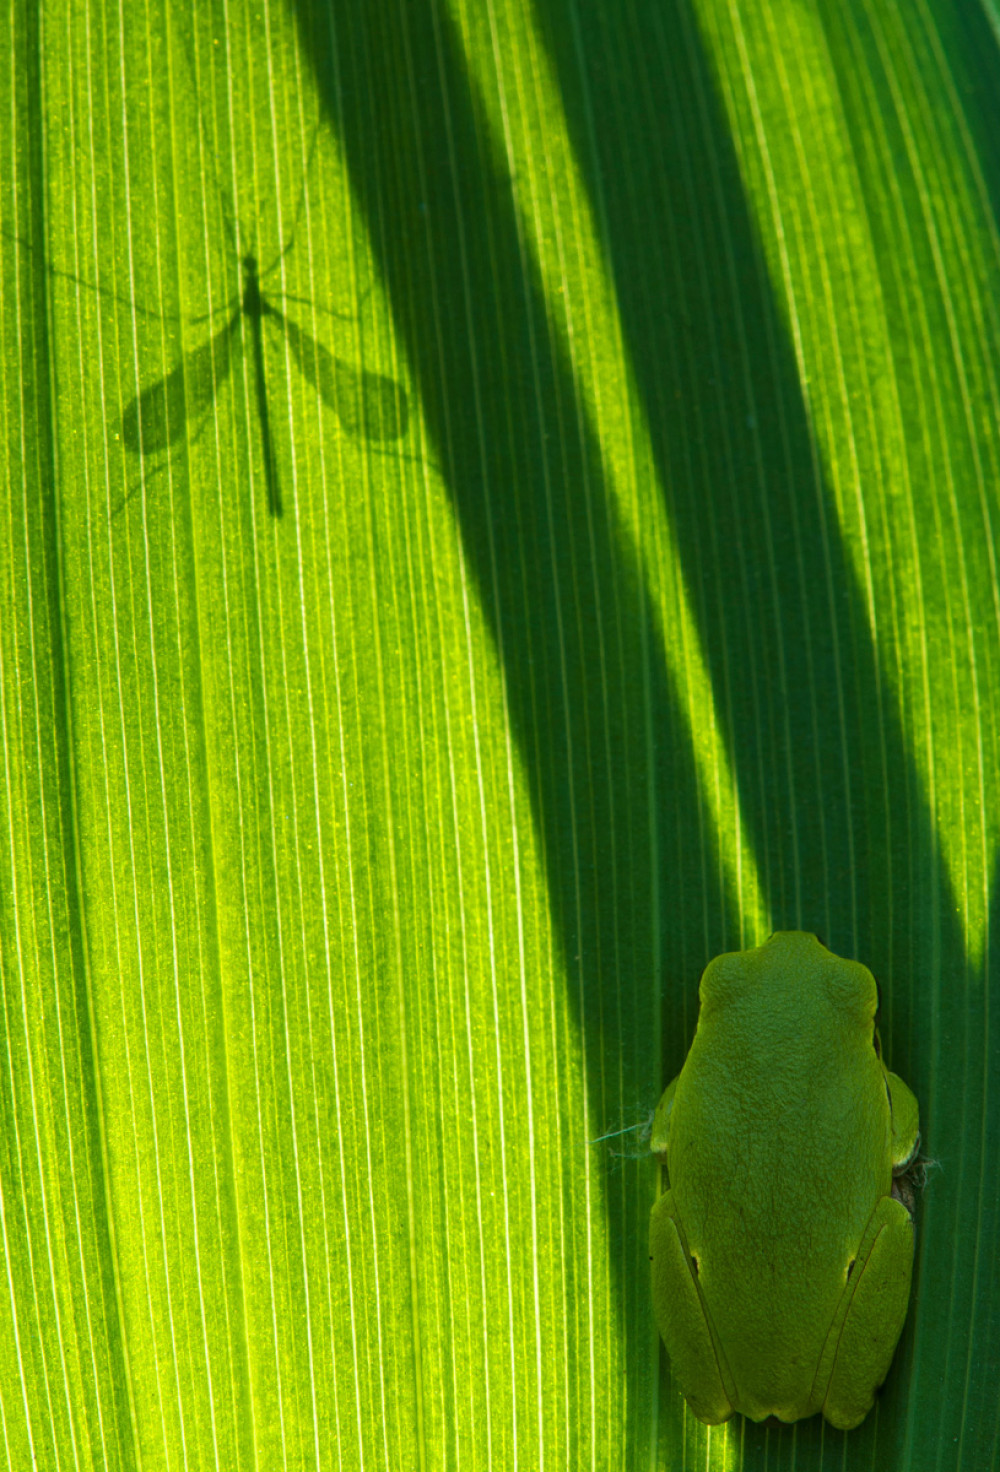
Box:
279 312 408 441
122 312 239 455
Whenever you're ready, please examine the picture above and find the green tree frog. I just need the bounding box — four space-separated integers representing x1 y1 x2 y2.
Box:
650 931 919 1430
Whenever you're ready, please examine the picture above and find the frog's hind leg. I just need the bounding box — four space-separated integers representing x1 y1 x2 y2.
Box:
650 1191 736 1424
813 1196 914 1431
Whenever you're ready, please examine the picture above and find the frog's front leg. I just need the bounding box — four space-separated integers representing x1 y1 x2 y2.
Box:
649 1190 736 1424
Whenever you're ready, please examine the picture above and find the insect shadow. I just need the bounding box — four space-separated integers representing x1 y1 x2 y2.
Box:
121 192 410 520
4 120 412 520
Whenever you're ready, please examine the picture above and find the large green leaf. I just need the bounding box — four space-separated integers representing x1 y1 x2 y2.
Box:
2 0 999 1467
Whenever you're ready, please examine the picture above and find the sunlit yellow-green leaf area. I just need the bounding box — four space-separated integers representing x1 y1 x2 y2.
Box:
2 0 999 1467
